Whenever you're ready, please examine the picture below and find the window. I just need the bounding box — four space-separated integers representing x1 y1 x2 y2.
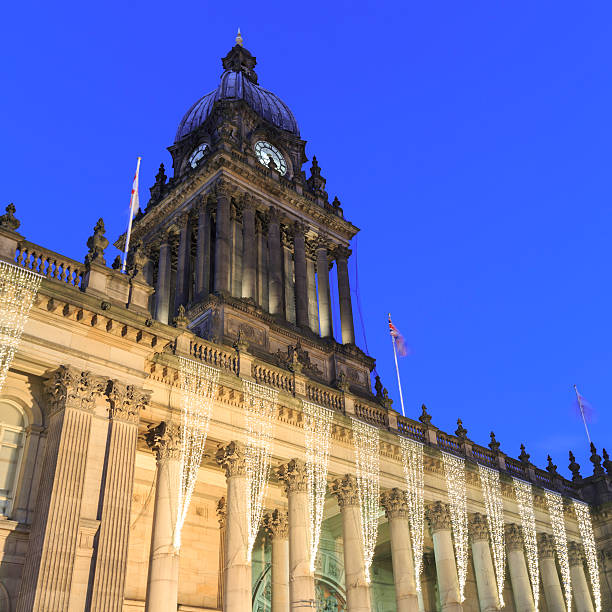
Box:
0 403 26 516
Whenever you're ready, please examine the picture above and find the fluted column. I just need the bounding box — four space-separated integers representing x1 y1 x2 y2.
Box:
569 541 595 612
335 245 355 345
380 489 418 612
256 212 269 311
282 227 296 324
468 513 500 612
155 238 172 323
91 382 151 611
214 181 232 294
216 441 251 611
17 366 106 612
217 498 227 610
195 198 212 300
144 422 181 612
175 212 191 312
263 509 290 612
316 239 333 338
276 459 316 610
330 474 371 612
538 533 566 612
292 222 309 329
242 199 257 300
426 501 462 612
505 523 536 612
268 208 283 316
305 240 318 333
230 199 243 297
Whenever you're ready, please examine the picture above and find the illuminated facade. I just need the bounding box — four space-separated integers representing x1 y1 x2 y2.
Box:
0 37 610 612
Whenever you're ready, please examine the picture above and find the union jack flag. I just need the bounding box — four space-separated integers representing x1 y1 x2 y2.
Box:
388 314 408 357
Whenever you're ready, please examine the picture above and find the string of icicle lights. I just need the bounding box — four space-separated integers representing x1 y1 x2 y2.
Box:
478 465 506 607
441 452 468 602
544 491 571 612
351 417 380 583
513 478 539 611
573 500 601 612
399 437 425 591
243 380 278 560
175 357 219 549
303 400 334 572
0 262 42 392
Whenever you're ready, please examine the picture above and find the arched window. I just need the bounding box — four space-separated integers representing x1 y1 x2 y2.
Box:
0 403 26 516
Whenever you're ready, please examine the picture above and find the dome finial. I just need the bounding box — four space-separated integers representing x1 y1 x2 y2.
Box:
236 28 243 46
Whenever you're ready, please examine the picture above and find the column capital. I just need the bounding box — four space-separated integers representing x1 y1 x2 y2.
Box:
216 497 226 529
215 441 246 478
468 512 490 542
275 458 308 495
44 365 107 416
105 380 151 424
314 235 331 252
268 206 281 224
537 532 555 558
145 421 181 461
380 488 409 519
255 210 269 234
505 523 524 550
334 245 352 261
568 541 584 566
329 474 360 508
426 501 452 533
214 178 235 199
176 211 190 228
305 237 317 260
263 509 288 540
292 219 308 236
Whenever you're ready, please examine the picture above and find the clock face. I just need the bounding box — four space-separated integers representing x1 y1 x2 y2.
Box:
188 143 209 168
254 141 287 176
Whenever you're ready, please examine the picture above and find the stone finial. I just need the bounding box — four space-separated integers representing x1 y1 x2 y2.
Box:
455 418 468 439
589 442 605 476
44 365 107 416
468 512 489 542
263 509 288 540
145 421 181 461
426 501 452 533
374 375 383 398
489 431 501 452
127 240 148 282
329 474 360 508
380 488 409 519
602 448 612 475
85 218 109 265
0 203 20 231
173 304 188 328
568 541 585 566
537 532 555 559
106 380 151 424
307 155 327 196
518 444 531 466
505 523 524 551
216 441 246 478
111 255 121 270
546 455 559 476
419 404 432 426
216 497 227 529
569 451 582 482
149 163 167 202
275 459 308 495
331 196 342 211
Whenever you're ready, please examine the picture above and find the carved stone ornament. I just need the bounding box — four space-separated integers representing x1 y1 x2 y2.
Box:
537 532 555 559
263 509 289 540
568 540 585 567
106 380 151 424
426 501 452 533
44 365 107 416
275 458 308 495
85 218 109 265
380 488 409 519
145 421 181 462
215 178 234 199
334 245 351 262
504 523 524 551
127 240 149 282
468 512 489 542
329 474 360 508
216 440 246 478
0 203 20 231
216 497 227 529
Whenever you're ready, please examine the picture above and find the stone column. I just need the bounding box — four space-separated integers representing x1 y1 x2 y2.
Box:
214 181 232 294
195 198 211 300
242 199 257 300
230 199 243 297
91 382 151 610
144 422 181 612
292 222 309 329
256 211 269 311
276 459 316 610
175 212 191 312
268 208 283 316
316 239 333 338
538 532 566 612
12 424 45 524
335 245 355 345
505 523 536 612
263 509 290 612
468 513 500 612
217 498 227 610
426 501 462 612
330 474 371 612
155 238 172 324
305 240 319 334
16 366 106 612
216 441 251 611
569 541 595 612
282 227 296 324
380 488 419 612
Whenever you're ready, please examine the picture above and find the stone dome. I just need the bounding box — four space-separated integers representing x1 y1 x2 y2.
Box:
175 42 299 142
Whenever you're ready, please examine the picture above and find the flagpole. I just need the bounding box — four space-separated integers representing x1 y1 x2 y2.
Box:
389 313 406 417
574 384 592 445
121 157 141 273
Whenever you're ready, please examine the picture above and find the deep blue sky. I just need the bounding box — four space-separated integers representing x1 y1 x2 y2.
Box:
2 2 611 478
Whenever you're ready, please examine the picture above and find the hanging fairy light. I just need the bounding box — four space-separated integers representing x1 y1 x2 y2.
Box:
0 261 43 392
573 500 601 612
351 417 380 583
441 452 469 602
303 400 334 572
175 357 219 549
513 478 539 611
399 437 425 591
478 465 506 607
544 491 571 612
243 380 278 560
